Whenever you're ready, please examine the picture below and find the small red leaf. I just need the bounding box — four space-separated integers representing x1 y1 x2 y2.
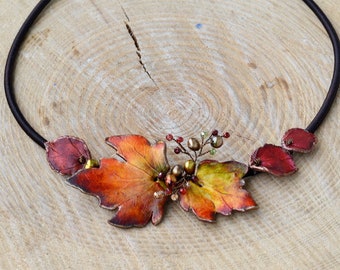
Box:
45 136 91 176
249 144 297 176
281 128 317 153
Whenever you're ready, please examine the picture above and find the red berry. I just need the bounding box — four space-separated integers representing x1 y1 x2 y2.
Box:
223 132 230 138
212 130 218 136
176 136 184 143
158 172 165 180
191 175 199 182
179 188 187 195
174 147 181 154
166 134 173 141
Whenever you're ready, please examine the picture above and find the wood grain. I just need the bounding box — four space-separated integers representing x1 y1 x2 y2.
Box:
0 0 339 269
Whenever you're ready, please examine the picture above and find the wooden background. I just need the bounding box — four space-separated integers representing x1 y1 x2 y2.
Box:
0 0 339 269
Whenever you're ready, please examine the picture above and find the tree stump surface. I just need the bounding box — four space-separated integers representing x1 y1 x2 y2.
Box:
0 1 339 269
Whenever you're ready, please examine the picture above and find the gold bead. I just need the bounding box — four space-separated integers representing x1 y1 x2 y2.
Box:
84 159 100 169
188 138 200 151
184 160 196 174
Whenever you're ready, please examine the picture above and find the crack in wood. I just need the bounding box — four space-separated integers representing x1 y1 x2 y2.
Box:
120 4 130 22
123 10 157 86
125 22 140 52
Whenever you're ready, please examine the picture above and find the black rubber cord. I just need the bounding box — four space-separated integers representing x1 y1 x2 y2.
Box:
302 0 340 133
4 0 51 149
4 0 340 149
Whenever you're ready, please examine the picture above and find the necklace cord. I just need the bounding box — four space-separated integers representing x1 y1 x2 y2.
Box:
4 0 340 149
302 0 340 133
4 0 51 149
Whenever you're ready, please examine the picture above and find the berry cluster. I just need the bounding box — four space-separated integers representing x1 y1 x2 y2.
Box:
154 130 230 200
166 130 230 160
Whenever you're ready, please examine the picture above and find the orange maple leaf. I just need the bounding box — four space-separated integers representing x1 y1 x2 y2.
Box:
67 135 170 228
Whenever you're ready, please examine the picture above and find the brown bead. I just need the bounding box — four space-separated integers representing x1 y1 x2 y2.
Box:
211 136 223 148
188 138 200 151
171 165 184 177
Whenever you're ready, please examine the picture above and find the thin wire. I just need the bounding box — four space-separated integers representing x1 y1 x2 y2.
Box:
4 0 340 149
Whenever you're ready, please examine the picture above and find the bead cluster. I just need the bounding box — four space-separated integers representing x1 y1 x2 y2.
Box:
154 130 230 200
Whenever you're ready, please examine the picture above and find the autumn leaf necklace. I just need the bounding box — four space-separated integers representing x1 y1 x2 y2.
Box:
4 0 340 228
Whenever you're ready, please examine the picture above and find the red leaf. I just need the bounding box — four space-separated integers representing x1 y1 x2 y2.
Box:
45 136 91 176
67 135 170 228
249 144 297 176
281 128 317 153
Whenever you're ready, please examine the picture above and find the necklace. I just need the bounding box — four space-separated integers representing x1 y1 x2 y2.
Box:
4 0 340 228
